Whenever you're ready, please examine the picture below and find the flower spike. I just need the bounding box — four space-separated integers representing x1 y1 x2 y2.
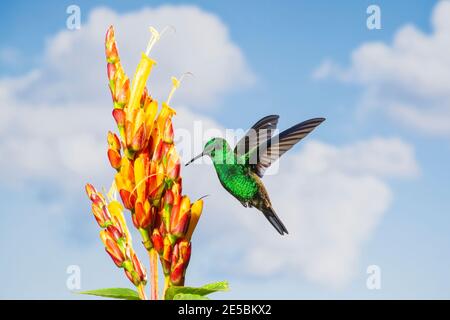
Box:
85 25 207 300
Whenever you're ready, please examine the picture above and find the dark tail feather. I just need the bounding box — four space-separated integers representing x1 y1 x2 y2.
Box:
262 207 288 235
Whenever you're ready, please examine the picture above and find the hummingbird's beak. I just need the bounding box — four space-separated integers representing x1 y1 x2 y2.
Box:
185 153 204 166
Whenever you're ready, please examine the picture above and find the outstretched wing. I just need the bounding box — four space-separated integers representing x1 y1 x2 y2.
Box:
249 118 325 177
234 115 279 159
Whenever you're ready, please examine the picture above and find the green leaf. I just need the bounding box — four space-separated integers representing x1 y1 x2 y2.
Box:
200 281 229 291
77 287 141 300
165 281 229 300
173 293 210 300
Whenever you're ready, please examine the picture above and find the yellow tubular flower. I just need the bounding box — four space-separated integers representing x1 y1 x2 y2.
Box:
107 182 133 244
128 53 156 114
134 155 146 202
144 98 158 135
185 199 203 241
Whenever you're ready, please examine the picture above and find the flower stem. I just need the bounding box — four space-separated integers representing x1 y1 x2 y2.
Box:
163 275 170 299
137 283 148 300
149 248 159 300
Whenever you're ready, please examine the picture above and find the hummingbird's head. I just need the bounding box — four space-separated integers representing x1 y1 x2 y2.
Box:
185 137 230 166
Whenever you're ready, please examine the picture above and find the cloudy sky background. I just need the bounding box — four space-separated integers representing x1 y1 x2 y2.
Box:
1 0 450 299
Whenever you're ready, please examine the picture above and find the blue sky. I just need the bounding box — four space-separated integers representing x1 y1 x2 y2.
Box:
1 0 450 299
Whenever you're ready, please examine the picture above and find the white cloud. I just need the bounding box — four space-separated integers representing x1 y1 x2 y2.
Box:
299 138 419 178
20 5 254 107
314 1 450 137
312 59 346 81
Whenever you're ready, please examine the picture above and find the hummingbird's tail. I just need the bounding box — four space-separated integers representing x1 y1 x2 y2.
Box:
262 207 289 235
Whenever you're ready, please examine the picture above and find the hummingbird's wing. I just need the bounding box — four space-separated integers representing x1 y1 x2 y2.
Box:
233 115 279 160
249 117 325 177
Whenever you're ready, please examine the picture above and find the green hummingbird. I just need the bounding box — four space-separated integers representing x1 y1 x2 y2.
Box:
185 115 325 235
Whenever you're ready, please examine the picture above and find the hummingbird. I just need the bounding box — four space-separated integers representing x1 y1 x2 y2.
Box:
185 115 325 235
